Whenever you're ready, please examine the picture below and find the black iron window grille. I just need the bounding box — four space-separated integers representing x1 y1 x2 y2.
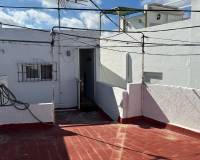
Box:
17 63 57 82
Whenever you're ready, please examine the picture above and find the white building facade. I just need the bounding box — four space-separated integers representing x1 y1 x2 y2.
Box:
0 29 100 108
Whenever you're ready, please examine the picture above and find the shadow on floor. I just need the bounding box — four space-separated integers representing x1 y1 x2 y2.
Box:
0 110 199 160
55 109 114 126
0 124 77 160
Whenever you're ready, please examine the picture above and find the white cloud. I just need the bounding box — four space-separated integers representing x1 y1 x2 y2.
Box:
61 11 107 29
80 12 101 29
61 17 84 27
0 9 24 25
40 0 57 7
0 9 57 28
25 10 57 26
0 0 106 29
0 8 107 29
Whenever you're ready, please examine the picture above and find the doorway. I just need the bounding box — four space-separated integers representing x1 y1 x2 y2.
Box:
79 49 96 111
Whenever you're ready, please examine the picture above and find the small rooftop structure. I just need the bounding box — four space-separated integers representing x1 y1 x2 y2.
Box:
122 3 186 30
102 7 141 16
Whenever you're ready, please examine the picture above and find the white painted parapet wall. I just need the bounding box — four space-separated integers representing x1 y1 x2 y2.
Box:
95 82 200 132
95 82 126 120
143 84 200 132
95 82 142 120
0 103 54 125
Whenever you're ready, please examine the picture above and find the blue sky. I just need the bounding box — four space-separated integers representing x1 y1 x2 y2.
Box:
0 0 190 30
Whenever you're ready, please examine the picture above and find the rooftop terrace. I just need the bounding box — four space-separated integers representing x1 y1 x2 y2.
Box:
0 110 199 160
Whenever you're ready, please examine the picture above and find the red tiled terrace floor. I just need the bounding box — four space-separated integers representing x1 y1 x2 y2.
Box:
0 110 200 160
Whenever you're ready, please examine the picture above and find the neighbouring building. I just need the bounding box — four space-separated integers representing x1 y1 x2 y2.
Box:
124 3 186 30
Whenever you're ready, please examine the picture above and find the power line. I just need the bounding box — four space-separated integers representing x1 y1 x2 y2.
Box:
58 34 200 48
0 39 50 44
140 25 200 33
54 31 142 44
52 26 143 33
0 31 199 56
62 34 200 56
3 22 200 43
0 5 199 13
1 22 50 33
3 22 200 46
147 36 200 44
146 52 200 56
59 33 142 56
1 21 200 54
54 31 200 47
145 43 200 47
101 32 123 39
89 0 141 42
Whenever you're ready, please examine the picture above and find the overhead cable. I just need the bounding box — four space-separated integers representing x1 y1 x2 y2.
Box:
89 0 141 42
0 5 199 13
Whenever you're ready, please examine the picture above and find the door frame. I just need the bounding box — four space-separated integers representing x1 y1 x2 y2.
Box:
77 48 96 109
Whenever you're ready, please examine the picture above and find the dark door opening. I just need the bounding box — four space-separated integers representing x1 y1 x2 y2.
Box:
79 49 96 111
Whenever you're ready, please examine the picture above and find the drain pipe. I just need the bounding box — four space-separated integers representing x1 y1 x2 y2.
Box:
57 0 62 105
141 33 145 115
50 30 56 105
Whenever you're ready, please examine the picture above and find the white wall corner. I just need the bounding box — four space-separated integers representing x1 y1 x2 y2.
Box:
124 83 142 118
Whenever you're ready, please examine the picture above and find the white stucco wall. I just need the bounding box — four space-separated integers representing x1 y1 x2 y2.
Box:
95 81 126 120
126 83 142 118
0 103 54 125
0 29 99 108
99 32 143 88
97 0 200 132
143 84 200 132
100 17 200 89
95 82 142 120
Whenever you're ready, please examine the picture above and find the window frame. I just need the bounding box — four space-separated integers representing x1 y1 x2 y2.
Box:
25 64 41 81
17 63 57 82
41 64 53 81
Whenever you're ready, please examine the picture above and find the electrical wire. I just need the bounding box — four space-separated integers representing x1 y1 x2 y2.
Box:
54 31 142 44
54 31 200 47
101 32 123 39
0 84 43 123
0 5 199 13
89 0 141 42
58 33 143 55
147 36 200 44
1 34 200 56
0 39 50 44
58 33 200 56
0 30 200 49
145 52 200 56
1 22 200 54
52 26 143 33
1 23 50 33
140 25 200 33
3 21 200 41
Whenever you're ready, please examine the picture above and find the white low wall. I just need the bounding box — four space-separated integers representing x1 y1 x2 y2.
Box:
143 84 200 132
95 82 126 120
126 83 142 118
0 103 54 125
95 82 200 132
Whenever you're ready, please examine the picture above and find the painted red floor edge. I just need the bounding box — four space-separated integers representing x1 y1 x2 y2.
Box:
118 116 200 139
